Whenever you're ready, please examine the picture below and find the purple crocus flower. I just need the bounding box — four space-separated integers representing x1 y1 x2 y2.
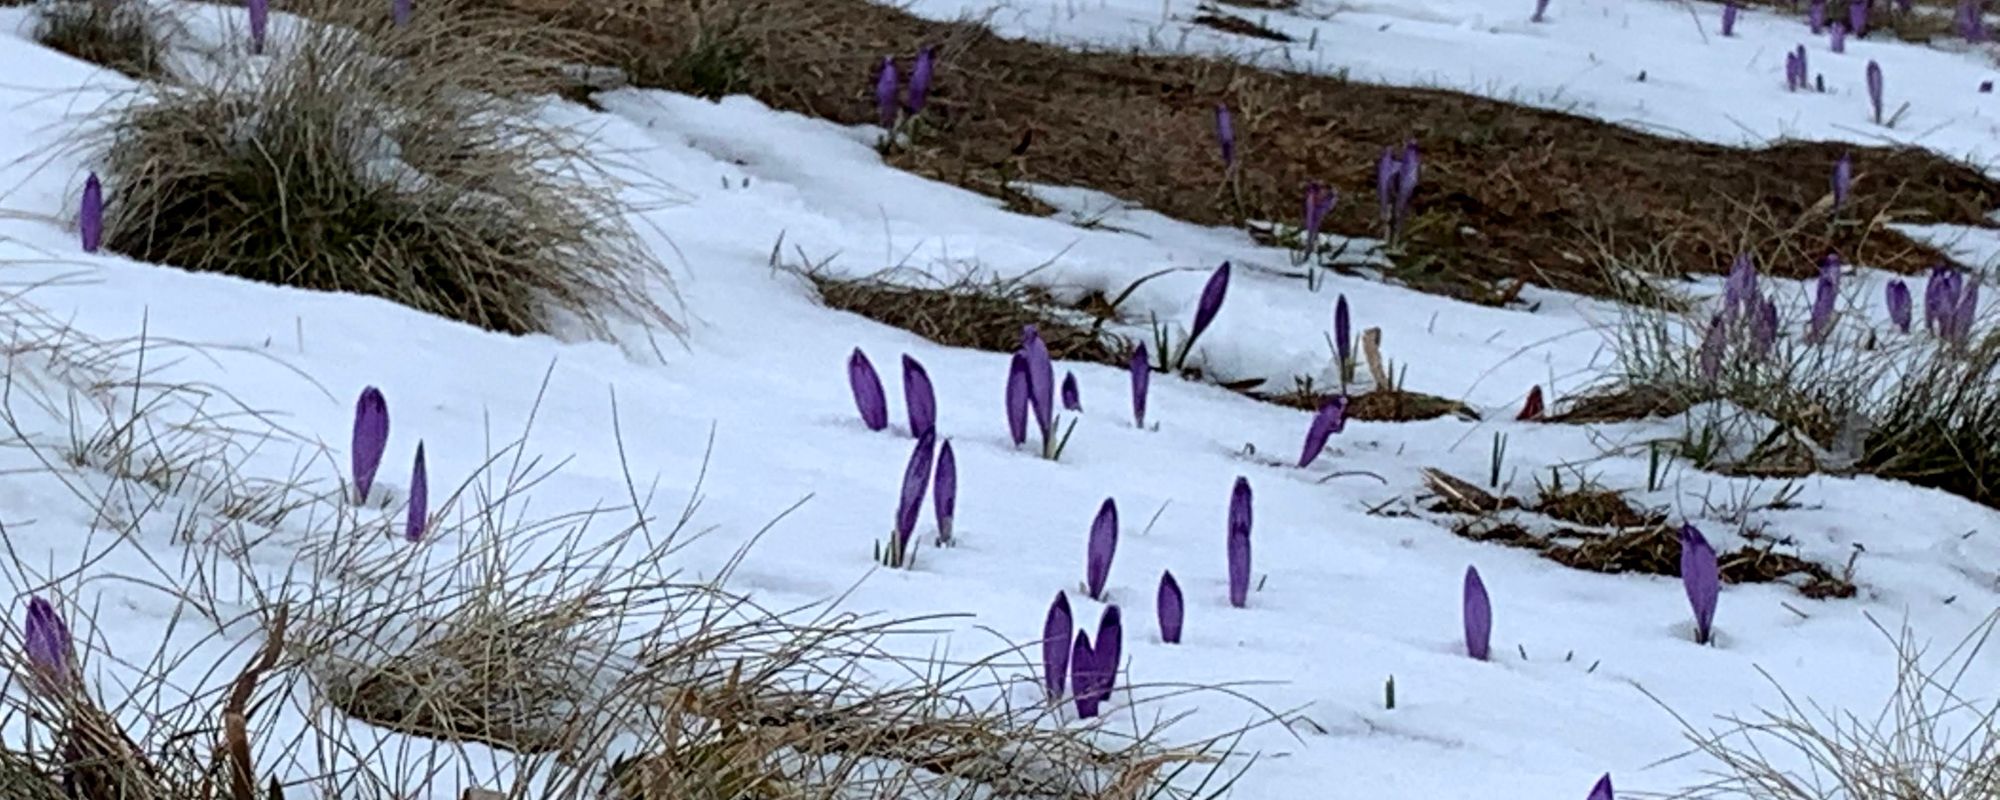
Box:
1086 498 1118 601
1886 279 1913 333
1809 257 1840 344
933 439 956 545
1298 395 1349 468
1753 298 1780 356
1302 181 1334 257
1786 50 1803 91
1070 631 1099 718
1810 0 1826 33
392 0 411 27
1129 345 1150 429
1022 326 1055 438
1184 261 1231 361
849 349 890 431
1951 279 1981 343
1215 104 1236 171
1588 774 1615 800
1831 21 1847 52
406 441 428 543
1334 294 1352 376
1680 524 1721 645
1157 571 1184 644
875 57 900 130
1722 2 1739 36
1463 565 1492 661
1377 147 1401 222
1532 0 1550 22
1043 592 1072 701
1697 313 1726 381
892 432 938 558
1394 140 1421 225
248 0 269 54
1094 605 1123 700
1961 0 1988 41
1797 46 1810 87
23 596 73 689
79 173 102 253
1006 352 1030 446
906 46 936 114
352 386 390 504
1851 0 1869 35
1061 371 1081 412
1867 60 1885 124
1925 266 1961 334
1226 477 1252 608
1724 253 1759 319
902 355 936 439
1832 152 1852 210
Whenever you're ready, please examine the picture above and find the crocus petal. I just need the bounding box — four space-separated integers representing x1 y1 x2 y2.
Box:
849 349 890 431
1832 152 1852 209
23 596 73 688
902 354 937 438
1463 565 1492 661
1227 477 1252 608
906 46 936 113
875 57 899 129
1680 524 1721 644
1334 294 1352 371
1022 326 1055 437
79 173 102 254
1298 396 1349 468
894 432 938 553
1188 262 1232 348
1061 371 1082 412
1886 279 1913 333
1086 498 1118 601
1130 345 1150 429
1157 571 1184 644
933 439 956 545
1867 61 1885 124
1094 605 1123 701
248 0 269 54
1006 352 1031 446
406 442 428 543
1214 104 1236 168
1722 2 1738 36
1043 592 1073 701
1071 631 1098 718
1588 773 1615 800
352 386 390 504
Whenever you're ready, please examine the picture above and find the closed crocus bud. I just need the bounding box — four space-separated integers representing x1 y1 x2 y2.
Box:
1867 60 1884 124
406 442 429 543
1129 344 1150 429
1850 0 1868 35
933 439 956 545
1376 147 1401 221
1831 22 1846 54
1070 631 1099 718
902 355 936 439
1006 352 1030 446
1214 104 1236 170
1334 294 1352 373
1226 477 1252 608
892 432 938 559
1094 605 1123 700
1086 499 1118 601
875 57 900 129
1810 0 1826 33
248 0 269 54
906 46 936 113
1187 262 1231 353
1886 279 1913 333
1043 592 1073 701
1832 152 1852 210
1021 326 1055 437
1588 773 1615 800
351 386 390 504
1532 0 1550 22
23 596 74 692
1680 524 1721 644
1298 396 1348 468
849 349 889 431
1061 371 1081 412
1722 2 1738 36
79 173 102 253
1463 565 1492 661
1157 571 1184 644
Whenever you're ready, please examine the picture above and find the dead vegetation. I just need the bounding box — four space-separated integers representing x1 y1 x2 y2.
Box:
30 0 170 80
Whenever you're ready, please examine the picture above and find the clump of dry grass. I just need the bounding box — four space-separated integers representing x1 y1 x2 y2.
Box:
1660 612 2000 800
84 0 680 338
30 0 170 80
1856 329 2000 507
802 263 1124 366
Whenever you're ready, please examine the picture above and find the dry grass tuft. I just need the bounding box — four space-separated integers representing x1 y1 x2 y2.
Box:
1661 612 2000 799
30 0 170 80
84 0 680 338
1856 331 2000 507
805 267 1125 365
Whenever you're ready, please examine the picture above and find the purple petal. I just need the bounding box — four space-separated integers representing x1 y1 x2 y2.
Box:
1810 0 1826 33
79 173 102 254
1214 104 1236 168
849 349 889 431
1061 371 1081 412
406 442 428 543
23 596 73 687
1086 498 1118 601
1722 2 1738 36
248 0 268 54
1043 592 1072 701
1886 279 1913 333
902 354 936 439
875 57 899 129
1129 345 1150 429
1697 313 1726 381
1006 352 1030 446
352 386 390 504
1227 477 1252 608
933 439 956 545
1022 326 1055 437
1588 773 1615 800
1157 571 1184 644
1680 524 1721 644
1094 605 1123 701
1463 565 1492 661
894 432 938 551
1377 147 1401 221
1334 294 1352 370
1298 396 1349 468
1070 631 1099 718
1851 0 1869 34
906 46 936 113
1867 60 1885 124
1188 261 1232 347
1832 152 1852 209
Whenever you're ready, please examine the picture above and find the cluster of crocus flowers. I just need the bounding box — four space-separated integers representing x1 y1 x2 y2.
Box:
1924 265 1981 345
1007 326 1075 459
873 46 938 144
1041 591 1124 719
1698 254 1782 381
1376 141 1421 243
1785 46 1811 92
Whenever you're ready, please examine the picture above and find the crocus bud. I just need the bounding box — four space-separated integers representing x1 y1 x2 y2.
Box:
79 173 102 253
849 349 889 431
906 46 936 113
875 57 899 130
352 386 390 504
406 442 429 543
1680 524 1720 645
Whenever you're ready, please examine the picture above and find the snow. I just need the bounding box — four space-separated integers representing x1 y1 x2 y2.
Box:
0 0 1994 797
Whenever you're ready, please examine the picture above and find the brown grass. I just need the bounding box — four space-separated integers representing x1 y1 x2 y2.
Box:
489 0 2000 304
805 268 1124 364
31 0 169 80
